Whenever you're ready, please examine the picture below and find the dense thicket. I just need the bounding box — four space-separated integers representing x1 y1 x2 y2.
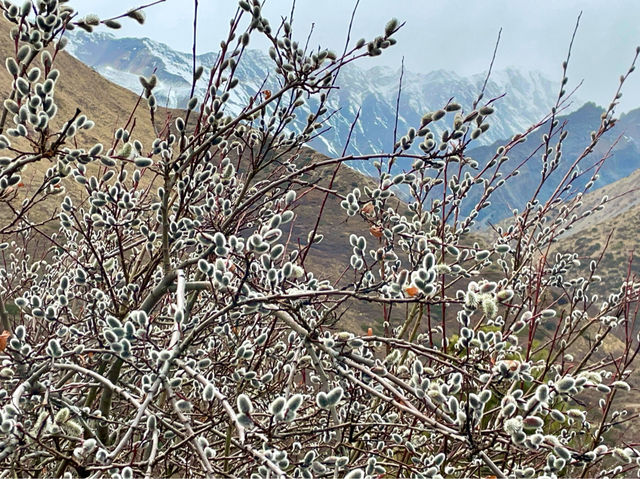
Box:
0 1 639 478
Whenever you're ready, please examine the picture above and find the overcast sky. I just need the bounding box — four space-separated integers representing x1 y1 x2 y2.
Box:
77 0 640 112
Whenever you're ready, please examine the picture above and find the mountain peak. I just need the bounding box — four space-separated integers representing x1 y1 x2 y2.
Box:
574 101 604 114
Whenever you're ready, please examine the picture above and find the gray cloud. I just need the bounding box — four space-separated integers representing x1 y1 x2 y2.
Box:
76 0 640 112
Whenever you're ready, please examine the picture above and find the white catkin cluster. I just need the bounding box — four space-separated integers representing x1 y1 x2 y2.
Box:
0 1 639 478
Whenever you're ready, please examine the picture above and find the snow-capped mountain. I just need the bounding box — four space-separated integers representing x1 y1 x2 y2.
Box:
65 31 570 176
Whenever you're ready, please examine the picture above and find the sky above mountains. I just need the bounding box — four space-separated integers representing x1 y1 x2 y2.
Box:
76 0 640 112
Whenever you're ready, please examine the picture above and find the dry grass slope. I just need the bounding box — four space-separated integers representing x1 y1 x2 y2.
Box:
555 169 640 295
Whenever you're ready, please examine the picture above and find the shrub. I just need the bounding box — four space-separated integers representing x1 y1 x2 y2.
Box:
0 1 639 477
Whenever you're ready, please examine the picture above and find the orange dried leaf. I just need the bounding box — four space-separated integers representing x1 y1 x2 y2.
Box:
0 330 11 352
361 202 375 217
369 225 383 238
263 89 272 100
405 285 419 297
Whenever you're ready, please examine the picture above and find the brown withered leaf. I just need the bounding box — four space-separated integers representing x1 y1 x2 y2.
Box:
0 330 11 352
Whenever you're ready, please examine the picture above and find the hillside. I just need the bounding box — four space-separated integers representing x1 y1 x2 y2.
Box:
553 167 640 295
0 21 411 332
0 26 159 153
460 102 640 227
537 105 640 294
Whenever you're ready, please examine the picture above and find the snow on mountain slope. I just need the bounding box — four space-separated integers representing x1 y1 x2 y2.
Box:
65 31 572 176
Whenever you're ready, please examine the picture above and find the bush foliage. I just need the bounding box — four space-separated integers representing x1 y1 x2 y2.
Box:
0 1 639 478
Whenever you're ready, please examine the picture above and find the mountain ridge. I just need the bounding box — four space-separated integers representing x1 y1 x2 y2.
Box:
458 101 640 227
64 29 573 176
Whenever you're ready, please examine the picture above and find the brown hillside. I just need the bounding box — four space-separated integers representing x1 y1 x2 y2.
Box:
0 21 405 332
0 21 161 149
552 166 640 295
